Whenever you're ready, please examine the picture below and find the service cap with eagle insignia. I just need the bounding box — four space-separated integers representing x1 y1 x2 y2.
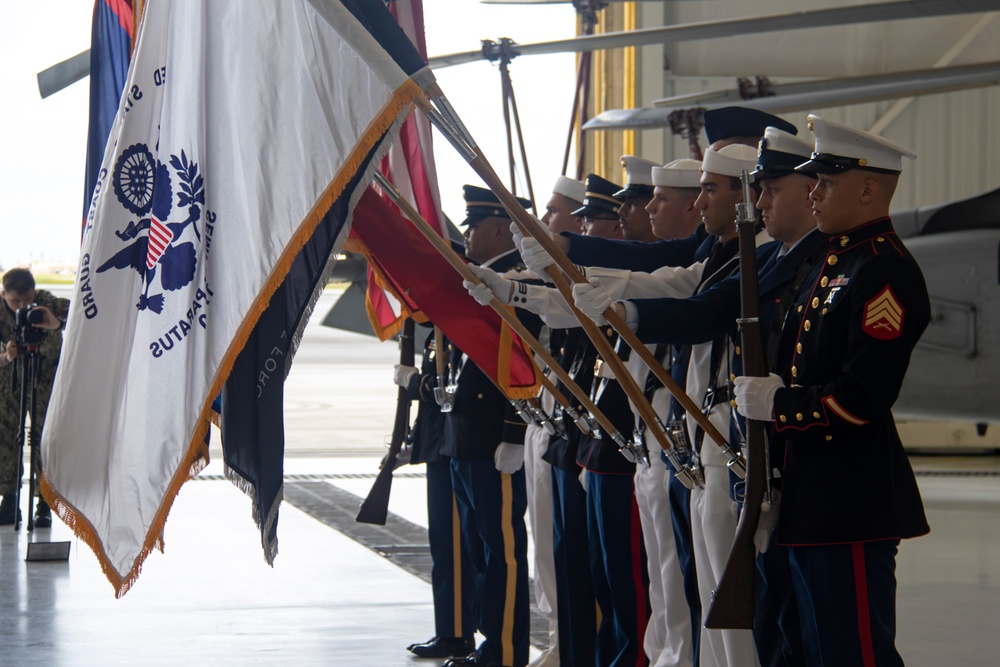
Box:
460 184 531 227
752 127 816 181
797 114 917 175
571 174 624 217
613 155 659 200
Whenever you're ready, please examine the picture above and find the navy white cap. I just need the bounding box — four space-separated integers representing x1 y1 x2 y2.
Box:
753 127 816 181
651 159 702 188
796 114 917 175
571 174 623 217
613 155 659 200
701 144 759 178
461 184 531 227
551 175 586 204
703 107 797 145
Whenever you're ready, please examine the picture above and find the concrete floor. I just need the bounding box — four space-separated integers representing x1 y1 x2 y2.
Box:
1 289 997 665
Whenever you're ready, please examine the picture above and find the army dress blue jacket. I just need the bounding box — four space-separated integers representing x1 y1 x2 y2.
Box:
440 250 542 461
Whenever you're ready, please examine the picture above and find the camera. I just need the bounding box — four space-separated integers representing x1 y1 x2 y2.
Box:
14 303 47 347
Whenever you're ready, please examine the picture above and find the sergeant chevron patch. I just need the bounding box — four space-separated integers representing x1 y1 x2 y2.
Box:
863 285 904 340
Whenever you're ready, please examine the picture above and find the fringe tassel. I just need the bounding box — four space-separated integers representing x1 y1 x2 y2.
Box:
497 308 543 400
223 464 283 566
342 235 419 342
41 78 424 597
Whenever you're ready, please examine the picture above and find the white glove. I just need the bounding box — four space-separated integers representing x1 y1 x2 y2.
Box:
572 278 613 325
463 264 513 305
509 218 552 249
579 467 589 492
393 364 418 388
734 373 784 422
494 442 525 474
753 490 781 554
380 445 412 471
519 236 556 276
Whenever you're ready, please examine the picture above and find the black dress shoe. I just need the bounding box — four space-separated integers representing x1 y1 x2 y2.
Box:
34 500 52 528
406 635 476 659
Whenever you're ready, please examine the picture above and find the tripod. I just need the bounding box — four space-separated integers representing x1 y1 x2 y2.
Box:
12 339 44 532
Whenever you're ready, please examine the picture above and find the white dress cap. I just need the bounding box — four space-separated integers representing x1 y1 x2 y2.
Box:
552 175 586 204
700 144 759 178
651 158 702 188
760 127 813 159
805 114 916 173
619 155 659 187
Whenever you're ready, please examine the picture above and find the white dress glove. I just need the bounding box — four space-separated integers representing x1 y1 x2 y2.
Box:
572 278 613 325
509 218 552 249
734 373 784 421
518 236 556 276
494 442 525 474
393 364 418 388
464 264 513 305
754 490 781 554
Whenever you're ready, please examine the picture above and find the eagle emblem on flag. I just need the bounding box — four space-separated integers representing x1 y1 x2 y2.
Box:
863 285 904 340
96 143 204 313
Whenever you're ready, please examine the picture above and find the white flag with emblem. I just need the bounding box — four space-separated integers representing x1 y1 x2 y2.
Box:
42 0 423 596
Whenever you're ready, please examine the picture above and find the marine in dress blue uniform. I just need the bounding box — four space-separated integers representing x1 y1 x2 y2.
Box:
734 115 930 667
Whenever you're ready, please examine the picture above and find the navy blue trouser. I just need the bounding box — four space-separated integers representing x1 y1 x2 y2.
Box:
754 542 806 667
426 459 477 640
451 458 530 667
586 470 649 667
788 540 903 667
552 465 596 667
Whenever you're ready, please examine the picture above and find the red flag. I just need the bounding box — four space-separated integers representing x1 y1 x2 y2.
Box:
349 0 445 339
350 188 540 400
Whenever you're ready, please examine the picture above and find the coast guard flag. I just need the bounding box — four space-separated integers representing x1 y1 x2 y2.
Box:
42 0 425 596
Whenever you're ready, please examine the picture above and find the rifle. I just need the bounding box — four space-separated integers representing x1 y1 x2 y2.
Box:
703 169 767 629
356 317 415 525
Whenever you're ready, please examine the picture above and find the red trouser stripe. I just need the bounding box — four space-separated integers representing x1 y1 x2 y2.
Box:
851 543 877 667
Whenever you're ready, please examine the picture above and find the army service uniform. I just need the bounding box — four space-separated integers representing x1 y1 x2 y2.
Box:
407 328 477 652
441 249 534 667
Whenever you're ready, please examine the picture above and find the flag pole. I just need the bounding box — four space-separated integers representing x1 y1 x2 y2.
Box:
373 172 630 453
414 87 730 486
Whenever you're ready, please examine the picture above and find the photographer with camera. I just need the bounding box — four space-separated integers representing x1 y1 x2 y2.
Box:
0 268 68 527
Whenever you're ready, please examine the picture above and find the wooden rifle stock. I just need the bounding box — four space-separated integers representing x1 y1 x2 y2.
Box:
356 318 415 525
704 170 767 629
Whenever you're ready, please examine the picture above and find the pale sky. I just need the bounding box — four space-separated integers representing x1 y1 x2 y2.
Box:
0 1 576 271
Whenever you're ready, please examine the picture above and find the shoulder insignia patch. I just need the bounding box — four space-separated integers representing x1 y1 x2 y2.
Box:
863 285 904 340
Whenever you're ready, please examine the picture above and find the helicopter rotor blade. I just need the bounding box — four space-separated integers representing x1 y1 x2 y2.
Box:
428 0 997 68
582 60 1000 131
